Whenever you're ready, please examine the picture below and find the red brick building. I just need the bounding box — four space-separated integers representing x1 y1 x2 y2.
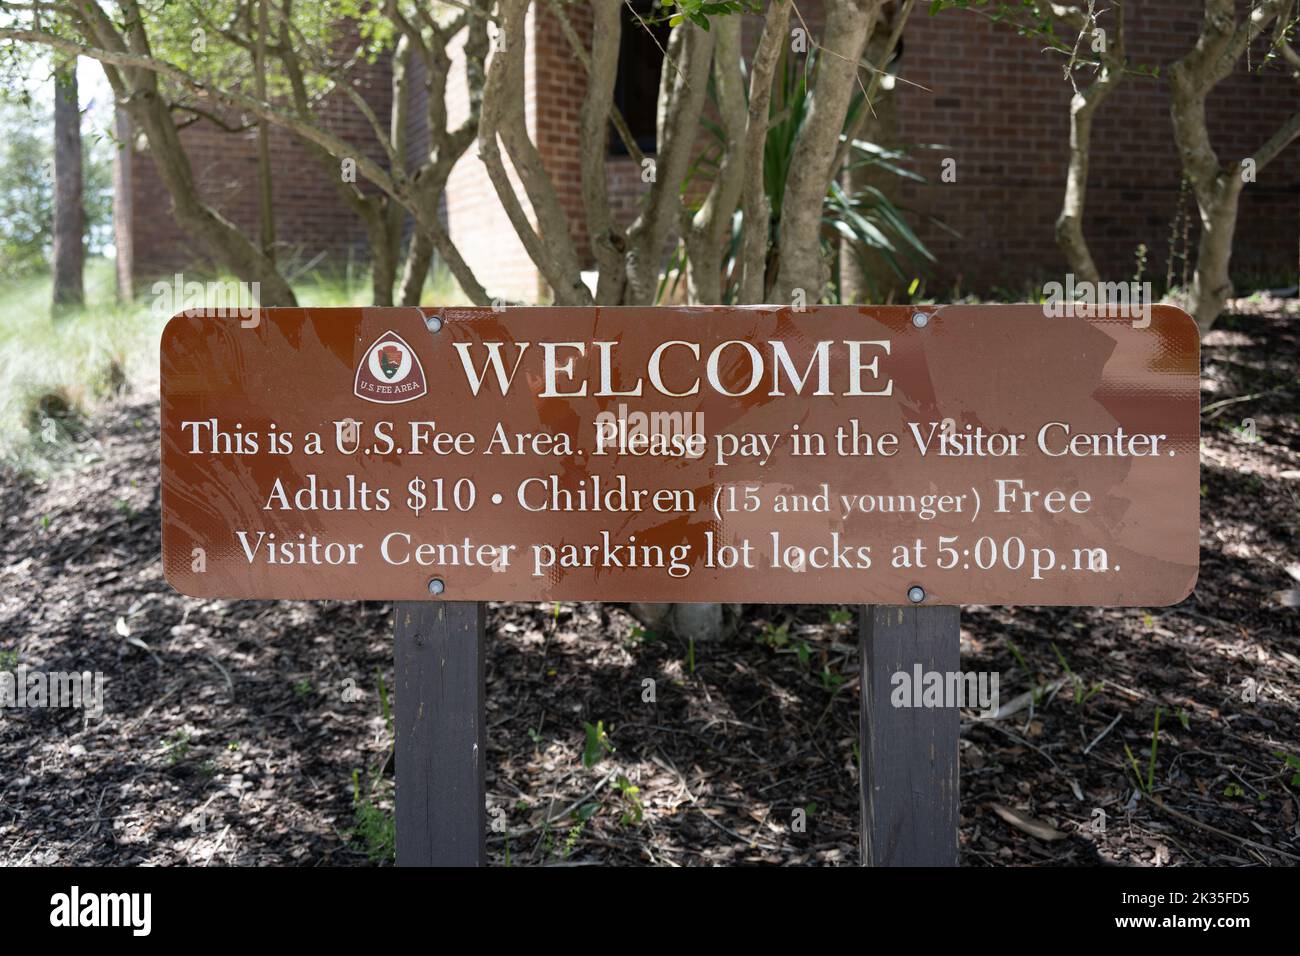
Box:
115 3 1300 302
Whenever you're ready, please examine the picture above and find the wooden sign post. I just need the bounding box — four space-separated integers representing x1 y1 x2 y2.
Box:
161 304 1199 866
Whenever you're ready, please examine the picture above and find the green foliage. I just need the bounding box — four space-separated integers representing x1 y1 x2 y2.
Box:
558 803 598 858
1123 707 1162 796
0 262 392 474
351 769 395 863
163 729 192 766
613 775 645 826
1275 751 1300 789
819 664 844 694
582 720 613 768
376 667 393 733
759 622 789 648
664 47 944 304
624 623 657 647
0 94 113 281
663 0 758 30
1050 641 1102 707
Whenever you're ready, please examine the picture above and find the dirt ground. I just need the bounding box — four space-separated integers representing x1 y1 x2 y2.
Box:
1 308 1297 866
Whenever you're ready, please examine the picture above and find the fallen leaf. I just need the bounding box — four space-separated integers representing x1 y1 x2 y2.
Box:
991 803 1067 841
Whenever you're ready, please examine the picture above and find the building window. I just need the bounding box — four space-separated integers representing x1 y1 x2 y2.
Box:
611 1 670 156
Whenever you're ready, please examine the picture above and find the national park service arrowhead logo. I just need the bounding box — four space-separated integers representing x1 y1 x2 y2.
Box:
354 330 427 404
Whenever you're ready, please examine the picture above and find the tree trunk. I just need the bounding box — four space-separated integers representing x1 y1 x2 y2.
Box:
52 60 85 312
1188 174 1243 334
1166 0 1297 335
399 229 434 305
1053 8 1124 288
771 0 881 303
254 0 276 263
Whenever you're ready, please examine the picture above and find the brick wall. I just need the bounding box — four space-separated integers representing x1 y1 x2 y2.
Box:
897 3 1300 294
119 56 393 291
124 3 1300 301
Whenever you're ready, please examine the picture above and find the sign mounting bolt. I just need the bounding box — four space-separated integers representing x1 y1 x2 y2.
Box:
907 585 925 604
424 314 443 334
428 577 446 597
911 312 930 329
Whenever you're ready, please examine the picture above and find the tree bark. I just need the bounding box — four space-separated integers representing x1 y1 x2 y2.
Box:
254 0 276 263
738 0 794 304
621 21 716 305
52 59 85 311
398 229 434 305
1050 2 1124 287
682 16 745 306
73 0 297 305
771 0 882 303
1167 0 1296 334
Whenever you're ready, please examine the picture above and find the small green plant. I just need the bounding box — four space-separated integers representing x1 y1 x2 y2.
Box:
292 678 313 698
1051 642 1102 707
827 609 853 626
820 664 845 694
1275 751 1300 788
759 622 790 649
375 667 392 733
163 729 192 765
1230 421 1260 444
795 642 812 666
1223 782 1246 798
351 768 395 863
1123 707 1163 796
527 726 544 746
582 720 613 768
625 624 655 647
614 775 645 826
1005 637 1031 674
558 804 599 859
1176 709 1190 731
663 0 756 30
1006 637 1055 706
0 649 17 671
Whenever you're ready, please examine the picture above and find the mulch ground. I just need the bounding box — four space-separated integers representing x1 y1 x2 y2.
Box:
1 308 1296 866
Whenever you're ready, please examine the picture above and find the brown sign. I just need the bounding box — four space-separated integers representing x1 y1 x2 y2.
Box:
161 305 1199 605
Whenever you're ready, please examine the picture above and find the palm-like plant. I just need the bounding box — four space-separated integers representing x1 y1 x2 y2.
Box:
662 46 954 304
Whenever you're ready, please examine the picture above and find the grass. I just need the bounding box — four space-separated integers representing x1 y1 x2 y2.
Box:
0 259 465 475
0 260 153 474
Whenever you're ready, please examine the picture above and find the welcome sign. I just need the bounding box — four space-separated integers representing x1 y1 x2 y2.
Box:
160 305 1199 605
